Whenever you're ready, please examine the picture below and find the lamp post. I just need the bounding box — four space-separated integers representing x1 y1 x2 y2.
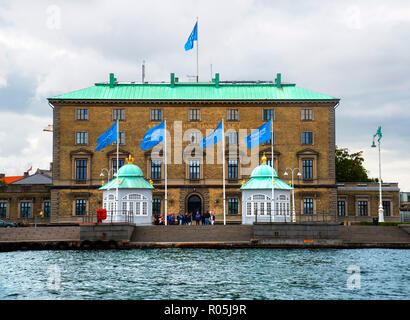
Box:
372 128 384 223
100 168 114 185
284 168 302 223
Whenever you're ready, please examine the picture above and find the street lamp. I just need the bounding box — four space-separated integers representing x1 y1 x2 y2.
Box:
284 168 302 223
100 168 114 185
372 127 384 223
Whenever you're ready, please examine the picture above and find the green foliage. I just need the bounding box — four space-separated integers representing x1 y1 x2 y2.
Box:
335 147 374 182
0 179 6 185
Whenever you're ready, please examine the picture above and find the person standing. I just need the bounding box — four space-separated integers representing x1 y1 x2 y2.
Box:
195 211 201 225
210 211 215 225
187 212 192 225
204 211 210 225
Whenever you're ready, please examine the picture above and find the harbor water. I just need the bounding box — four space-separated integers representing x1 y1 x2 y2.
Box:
0 249 409 300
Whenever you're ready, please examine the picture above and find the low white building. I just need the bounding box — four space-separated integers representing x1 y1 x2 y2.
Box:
241 155 292 224
99 156 154 225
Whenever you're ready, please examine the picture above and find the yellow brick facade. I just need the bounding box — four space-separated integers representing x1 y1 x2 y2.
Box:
49 99 339 223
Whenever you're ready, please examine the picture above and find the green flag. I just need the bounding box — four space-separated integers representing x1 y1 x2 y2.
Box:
373 126 382 142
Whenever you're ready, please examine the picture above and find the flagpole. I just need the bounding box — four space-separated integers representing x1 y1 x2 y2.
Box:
116 120 119 221
222 118 226 225
196 17 199 83
271 119 275 223
164 120 168 226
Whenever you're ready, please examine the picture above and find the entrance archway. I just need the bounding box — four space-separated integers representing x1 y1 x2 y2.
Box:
187 195 202 215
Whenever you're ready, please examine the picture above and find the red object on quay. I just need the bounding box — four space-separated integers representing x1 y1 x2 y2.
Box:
97 209 107 223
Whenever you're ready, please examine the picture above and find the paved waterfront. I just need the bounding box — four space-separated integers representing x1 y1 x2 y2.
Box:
0 249 409 300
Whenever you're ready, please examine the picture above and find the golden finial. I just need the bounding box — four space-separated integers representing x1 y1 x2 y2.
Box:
149 179 154 185
126 154 134 164
261 152 267 164
101 180 104 186
241 180 246 186
289 180 292 186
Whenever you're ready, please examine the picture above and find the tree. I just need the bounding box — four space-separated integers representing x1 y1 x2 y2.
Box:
335 147 374 182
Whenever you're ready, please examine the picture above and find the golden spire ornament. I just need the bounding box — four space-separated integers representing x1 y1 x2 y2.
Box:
126 154 134 164
261 152 267 164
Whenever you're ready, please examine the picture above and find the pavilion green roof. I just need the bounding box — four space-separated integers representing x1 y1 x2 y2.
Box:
48 73 339 101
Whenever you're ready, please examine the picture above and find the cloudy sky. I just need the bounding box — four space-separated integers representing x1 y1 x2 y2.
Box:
0 0 409 190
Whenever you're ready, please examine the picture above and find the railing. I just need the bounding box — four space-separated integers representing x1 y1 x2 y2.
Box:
82 210 147 224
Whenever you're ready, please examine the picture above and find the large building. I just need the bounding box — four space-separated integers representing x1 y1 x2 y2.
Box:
47 73 340 223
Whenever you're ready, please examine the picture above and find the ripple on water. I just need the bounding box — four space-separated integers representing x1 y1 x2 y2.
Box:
0 249 409 299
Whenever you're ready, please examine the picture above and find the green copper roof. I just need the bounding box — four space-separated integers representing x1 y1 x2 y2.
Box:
99 163 154 190
49 74 339 101
241 163 292 190
117 163 143 177
251 163 278 178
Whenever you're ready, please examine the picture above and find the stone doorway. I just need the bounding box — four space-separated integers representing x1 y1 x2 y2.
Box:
187 194 202 216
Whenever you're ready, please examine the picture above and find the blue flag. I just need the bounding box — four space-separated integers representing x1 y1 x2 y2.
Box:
245 120 272 149
95 121 118 151
140 121 165 150
184 22 198 51
200 120 223 149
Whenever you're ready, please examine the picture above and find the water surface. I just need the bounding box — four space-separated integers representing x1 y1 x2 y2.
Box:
0 249 409 299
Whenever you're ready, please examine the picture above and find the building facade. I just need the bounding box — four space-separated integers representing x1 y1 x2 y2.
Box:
48 72 341 223
0 170 52 223
336 182 400 220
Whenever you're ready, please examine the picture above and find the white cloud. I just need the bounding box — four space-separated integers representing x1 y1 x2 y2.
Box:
0 112 52 175
0 0 409 192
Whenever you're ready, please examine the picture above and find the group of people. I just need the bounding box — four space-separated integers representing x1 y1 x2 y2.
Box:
153 211 216 225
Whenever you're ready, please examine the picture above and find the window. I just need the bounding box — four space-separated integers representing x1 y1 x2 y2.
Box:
20 202 31 218
358 201 368 216
151 160 162 180
228 198 239 214
189 160 200 180
44 201 51 218
76 108 88 120
75 199 87 216
302 159 313 180
263 109 274 121
227 131 238 145
337 201 346 217
76 159 88 180
301 109 314 121
383 201 391 216
113 109 125 121
189 109 201 121
112 159 125 176
151 109 162 121
266 159 273 167
303 198 314 215
110 132 125 145
302 131 313 145
264 132 275 145
153 199 161 215
0 202 7 218
188 131 201 145
76 132 88 145
228 159 238 179
227 109 239 121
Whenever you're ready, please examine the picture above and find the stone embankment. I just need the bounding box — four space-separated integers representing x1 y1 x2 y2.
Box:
0 223 409 251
